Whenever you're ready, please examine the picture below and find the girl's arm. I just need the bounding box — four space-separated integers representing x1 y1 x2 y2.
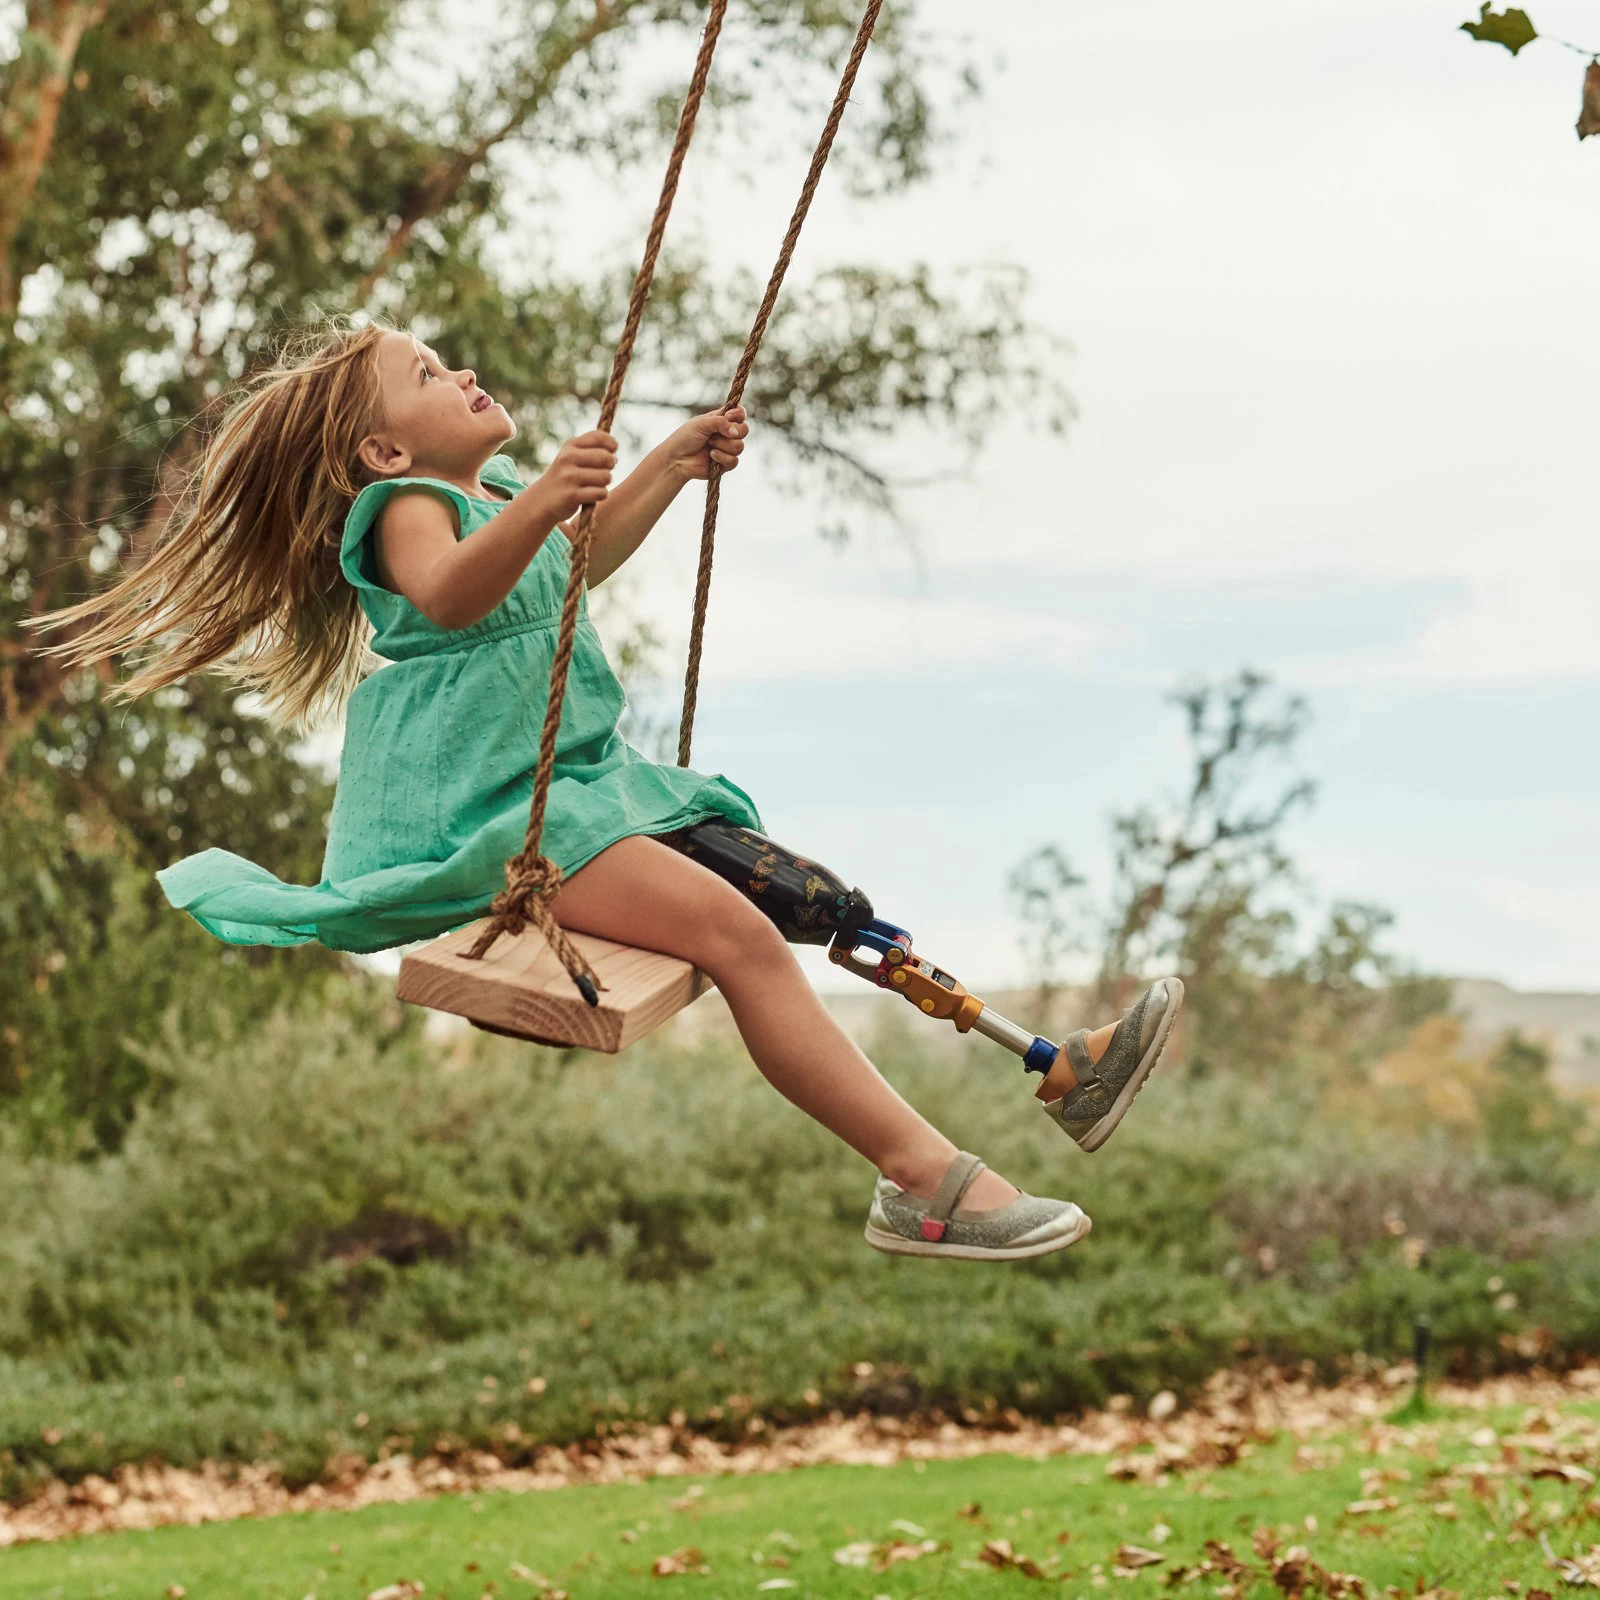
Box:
376 430 615 630
586 406 748 588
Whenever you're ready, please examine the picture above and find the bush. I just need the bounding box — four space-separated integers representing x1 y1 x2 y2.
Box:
1 975 1597 1500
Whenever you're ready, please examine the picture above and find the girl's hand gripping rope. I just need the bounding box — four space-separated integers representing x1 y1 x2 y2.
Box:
664 404 749 481
536 429 618 525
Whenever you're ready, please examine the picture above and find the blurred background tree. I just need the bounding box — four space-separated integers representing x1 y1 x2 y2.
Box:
0 0 1071 1150
1007 669 1449 1074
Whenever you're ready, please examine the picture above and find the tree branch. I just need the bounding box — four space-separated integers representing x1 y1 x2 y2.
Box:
356 0 641 303
0 0 113 313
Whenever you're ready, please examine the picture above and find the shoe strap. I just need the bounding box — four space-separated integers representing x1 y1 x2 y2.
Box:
929 1151 987 1222
1064 1028 1103 1091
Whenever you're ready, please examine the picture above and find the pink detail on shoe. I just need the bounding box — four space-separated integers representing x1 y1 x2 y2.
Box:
921 1217 946 1242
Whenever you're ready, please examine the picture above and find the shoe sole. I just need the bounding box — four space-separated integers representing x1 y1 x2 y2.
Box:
862 1209 1092 1262
1074 976 1185 1154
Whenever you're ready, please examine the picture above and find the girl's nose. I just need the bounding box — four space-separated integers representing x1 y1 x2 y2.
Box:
459 368 477 391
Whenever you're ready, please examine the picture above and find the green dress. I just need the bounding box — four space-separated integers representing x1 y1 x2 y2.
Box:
157 453 763 953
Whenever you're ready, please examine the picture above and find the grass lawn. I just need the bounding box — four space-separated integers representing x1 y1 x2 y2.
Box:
6 1401 1600 1600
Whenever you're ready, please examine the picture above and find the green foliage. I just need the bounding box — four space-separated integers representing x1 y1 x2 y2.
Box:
0 976 1594 1498
0 671 344 1150
1460 4 1540 54
1480 1029 1583 1191
1 0 1071 1147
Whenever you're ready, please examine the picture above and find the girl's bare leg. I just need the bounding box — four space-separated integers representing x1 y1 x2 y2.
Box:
553 834 1021 1209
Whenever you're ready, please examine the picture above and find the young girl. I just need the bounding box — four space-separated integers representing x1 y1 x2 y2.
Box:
36 316 1183 1263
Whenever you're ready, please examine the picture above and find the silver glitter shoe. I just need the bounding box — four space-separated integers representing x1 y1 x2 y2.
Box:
1039 976 1184 1153
864 1151 1091 1261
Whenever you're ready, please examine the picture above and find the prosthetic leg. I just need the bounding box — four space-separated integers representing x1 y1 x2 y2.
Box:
669 820 1064 1081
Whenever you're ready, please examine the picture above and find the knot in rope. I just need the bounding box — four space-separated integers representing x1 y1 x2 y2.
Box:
467 850 602 1007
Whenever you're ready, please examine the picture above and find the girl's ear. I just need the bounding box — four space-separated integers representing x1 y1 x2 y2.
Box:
357 432 411 478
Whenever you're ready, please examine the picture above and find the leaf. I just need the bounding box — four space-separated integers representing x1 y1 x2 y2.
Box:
1460 5 1539 54
978 1539 1046 1579
1579 60 1600 139
650 1548 708 1577
1114 1543 1166 1569
831 1537 941 1571
875 1539 942 1570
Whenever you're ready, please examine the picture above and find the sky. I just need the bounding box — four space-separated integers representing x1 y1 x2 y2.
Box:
366 0 1600 997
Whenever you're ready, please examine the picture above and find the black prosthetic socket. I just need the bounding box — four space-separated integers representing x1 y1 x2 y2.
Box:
666 820 874 946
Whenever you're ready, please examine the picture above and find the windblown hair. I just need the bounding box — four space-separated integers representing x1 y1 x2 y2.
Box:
31 314 404 732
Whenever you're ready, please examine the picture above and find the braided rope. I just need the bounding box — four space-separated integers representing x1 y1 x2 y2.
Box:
465 0 730 984
678 0 883 768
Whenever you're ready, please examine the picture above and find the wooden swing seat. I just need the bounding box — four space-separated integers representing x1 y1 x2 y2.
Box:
398 920 712 1052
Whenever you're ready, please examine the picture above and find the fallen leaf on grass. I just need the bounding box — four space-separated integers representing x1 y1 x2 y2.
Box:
880 1539 942 1568
1547 1541 1600 1586
978 1538 1046 1579
832 1537 944 1571
651 1547 709 1577
1107 1441 1195 1483
366 1585 424 1600
507 1563 568 1597
1533 1463 1597 1486
1166 1540 1366 1597
1169 1538 1255 1588
1345 1497 1399 1515
1114 1544 1165 1569
755 1583 796 1593
1268 1545 1368 1597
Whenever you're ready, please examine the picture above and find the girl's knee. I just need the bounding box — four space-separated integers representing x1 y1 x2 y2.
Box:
694 887 790 977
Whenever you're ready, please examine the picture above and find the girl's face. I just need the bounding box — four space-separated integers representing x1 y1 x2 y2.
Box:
360 331 516 479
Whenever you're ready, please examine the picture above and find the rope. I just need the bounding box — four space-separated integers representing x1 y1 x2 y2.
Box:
464 0 730 987
677 0 883 768
468 0 882 1005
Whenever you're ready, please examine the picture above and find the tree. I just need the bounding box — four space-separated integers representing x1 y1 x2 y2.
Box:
0 1 1072 1144
1007 670 1447 1073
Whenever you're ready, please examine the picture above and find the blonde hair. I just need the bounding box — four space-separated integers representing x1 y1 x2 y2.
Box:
30 313 403 732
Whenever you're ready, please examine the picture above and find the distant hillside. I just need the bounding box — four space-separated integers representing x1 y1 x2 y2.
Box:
1451 977 1600 1085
